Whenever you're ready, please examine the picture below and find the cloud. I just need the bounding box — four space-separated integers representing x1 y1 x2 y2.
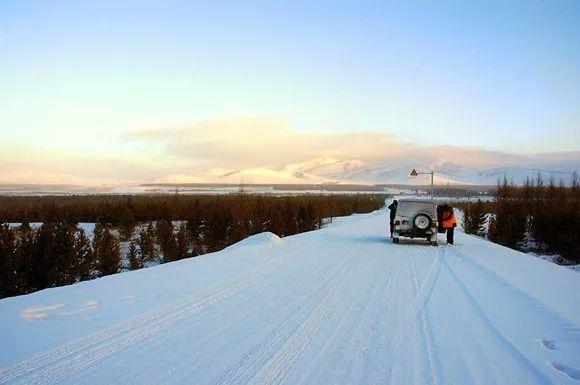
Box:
124 116 408 166
125 115 527 170
0 144 162 185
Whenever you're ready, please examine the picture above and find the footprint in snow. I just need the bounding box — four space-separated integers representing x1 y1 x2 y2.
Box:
57 300 101 316
21 304 66 320
120 294 138 303
540 339 557 350
549 361 580 380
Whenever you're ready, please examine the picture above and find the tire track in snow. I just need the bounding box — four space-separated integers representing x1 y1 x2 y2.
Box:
0 253 298 385
446 246 579 331
138 252 340 385
382 245 443 385
341 253 401 384
246 252 358 385
82 252 329 385
441 248 553 385
358 253 404 385
219 251 353 385
219 245 360 385
409 252 441 385
295 253 395 384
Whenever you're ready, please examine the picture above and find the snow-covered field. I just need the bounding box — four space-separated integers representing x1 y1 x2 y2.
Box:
1 210 579 384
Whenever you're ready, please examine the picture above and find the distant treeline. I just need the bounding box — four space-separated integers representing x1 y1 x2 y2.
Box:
0 194 386 298
0 194 383 224
455 173 580 260
433 186 494 197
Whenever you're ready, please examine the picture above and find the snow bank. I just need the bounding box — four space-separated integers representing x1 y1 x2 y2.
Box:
225 232 284 249
455 233 580 325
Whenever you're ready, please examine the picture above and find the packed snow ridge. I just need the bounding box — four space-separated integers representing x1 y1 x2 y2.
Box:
1 210 579 384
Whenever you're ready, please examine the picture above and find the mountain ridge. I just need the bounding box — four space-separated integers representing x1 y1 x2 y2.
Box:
150 153 579 186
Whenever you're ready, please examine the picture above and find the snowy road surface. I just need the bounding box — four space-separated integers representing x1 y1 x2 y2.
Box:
1 210 579 384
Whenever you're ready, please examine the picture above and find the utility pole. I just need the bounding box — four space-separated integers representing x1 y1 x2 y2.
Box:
410 168 434 200
430 170 434 200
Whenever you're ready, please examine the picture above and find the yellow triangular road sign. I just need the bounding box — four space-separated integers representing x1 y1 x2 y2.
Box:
410 168 418 176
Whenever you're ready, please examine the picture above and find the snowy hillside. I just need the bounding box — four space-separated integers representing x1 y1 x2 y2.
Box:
147 151 580 186
286 154 580 185
1 210 580 384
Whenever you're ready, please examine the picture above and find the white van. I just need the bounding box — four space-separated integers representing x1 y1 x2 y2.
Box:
392 199 438 246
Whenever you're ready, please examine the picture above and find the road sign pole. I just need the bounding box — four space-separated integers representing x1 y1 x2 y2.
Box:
431 171 434 200
410 168 435 200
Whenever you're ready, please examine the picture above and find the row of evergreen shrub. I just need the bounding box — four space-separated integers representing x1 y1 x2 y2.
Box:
454 173 579 260
0 193 386 298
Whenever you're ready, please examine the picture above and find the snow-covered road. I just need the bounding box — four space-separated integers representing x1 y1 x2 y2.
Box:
1 210 579 384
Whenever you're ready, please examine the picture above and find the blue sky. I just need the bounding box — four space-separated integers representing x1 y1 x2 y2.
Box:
1 0 579 183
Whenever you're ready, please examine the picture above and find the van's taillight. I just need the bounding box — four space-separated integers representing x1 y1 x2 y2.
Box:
394 220 401 225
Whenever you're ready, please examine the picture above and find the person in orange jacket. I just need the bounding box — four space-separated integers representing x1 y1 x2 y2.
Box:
441 204 457 244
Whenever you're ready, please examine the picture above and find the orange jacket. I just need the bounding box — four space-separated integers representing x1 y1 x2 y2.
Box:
442 209 457 229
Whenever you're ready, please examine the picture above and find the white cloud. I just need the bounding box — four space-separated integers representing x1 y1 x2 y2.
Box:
125 116 532 169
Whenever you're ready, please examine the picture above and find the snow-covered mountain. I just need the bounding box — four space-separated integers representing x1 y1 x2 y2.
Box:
151 167 335 185
150 151 580 186
320 162 579 186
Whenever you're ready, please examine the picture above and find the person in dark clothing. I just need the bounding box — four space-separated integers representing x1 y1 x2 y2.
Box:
388 200 398 237
440 204 457 244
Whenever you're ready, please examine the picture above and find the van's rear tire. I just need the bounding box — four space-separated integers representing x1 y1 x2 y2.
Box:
393 238 399 244
414 214 431 230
